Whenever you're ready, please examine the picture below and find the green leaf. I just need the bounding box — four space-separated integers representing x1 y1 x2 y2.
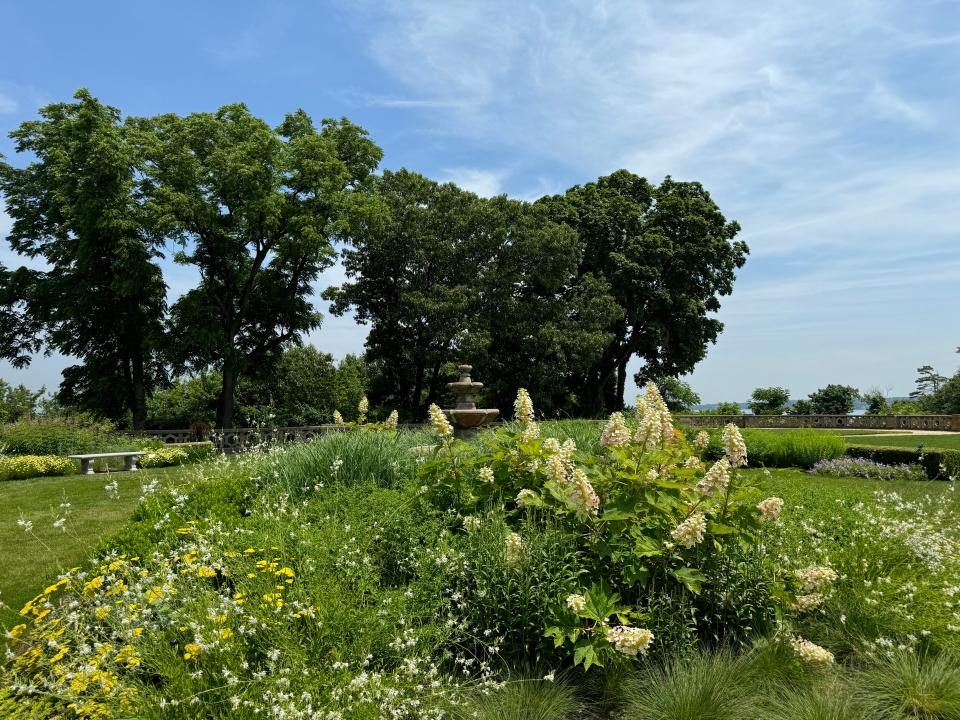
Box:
573 639 602 670
707 522 736 535
670 566 707 595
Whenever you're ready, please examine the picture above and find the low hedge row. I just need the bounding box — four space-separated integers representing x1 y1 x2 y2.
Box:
704 428 846 469
0 454 76 481
845 444 960 480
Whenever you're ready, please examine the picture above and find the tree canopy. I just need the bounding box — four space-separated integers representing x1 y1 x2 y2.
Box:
132 104 383 428
0 89 167 428
748 386 790 415
808 384 859 415
538 171 747 413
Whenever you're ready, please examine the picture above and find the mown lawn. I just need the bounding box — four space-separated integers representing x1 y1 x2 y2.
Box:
842 432 960 451
0 465 188 626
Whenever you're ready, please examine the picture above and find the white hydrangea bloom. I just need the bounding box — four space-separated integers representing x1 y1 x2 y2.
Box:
462 516 481 532
358 395 369 416
333 410 344 425
478 466 495 484
693 431 710 450
514 388 536 426
696 458 731 498
790 637 834 664
505 532 525 568
570 469 600 515
794 565 838 593
757 496 785 522
565 594 586 613
722 423 748 468
671 512 707 548
384 410 399 429
607 626 654 656
516 489 539 508
427 403 453 439
600 412 631 448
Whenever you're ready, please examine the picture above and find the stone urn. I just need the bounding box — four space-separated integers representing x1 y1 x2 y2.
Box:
443 365 499 439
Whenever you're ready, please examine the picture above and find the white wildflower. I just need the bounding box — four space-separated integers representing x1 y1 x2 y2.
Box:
333 410 345 425
505 532 525 568
357 396 369 416
514 388 536 426
693 431 710 450
462 516 481 532
570 468 600 515
478 466 495 484
794 565 838 593
384 410 399 429
516 488 539 508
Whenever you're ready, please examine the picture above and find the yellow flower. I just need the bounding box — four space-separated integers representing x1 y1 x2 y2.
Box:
175 527 192 535
217 628 233 640
8 623 27 639
183 551 199 565
196 566 217 578
131 627 144 637
145 586 166 604
243 547 256 555
50 644 69 664
183 642 202 661
83 576 105 595
94 606 112 619
275 567 295 580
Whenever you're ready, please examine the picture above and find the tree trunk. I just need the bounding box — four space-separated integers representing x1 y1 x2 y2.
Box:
217 368 238 429
410 361 425 419
130 350 147 431
615 357 629 411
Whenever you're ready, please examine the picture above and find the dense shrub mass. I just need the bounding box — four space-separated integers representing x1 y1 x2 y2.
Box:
0 417 128 456
2 388 959 719
0 454 75 481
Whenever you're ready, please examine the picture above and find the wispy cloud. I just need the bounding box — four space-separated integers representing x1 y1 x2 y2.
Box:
345 0 960 399
440 168 503 197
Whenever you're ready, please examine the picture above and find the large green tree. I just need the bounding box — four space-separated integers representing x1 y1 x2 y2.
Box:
326 170 618 418
808 384 859 415
748 386 790 415
539 171 747 413
0 90 167 428
133 104 382 428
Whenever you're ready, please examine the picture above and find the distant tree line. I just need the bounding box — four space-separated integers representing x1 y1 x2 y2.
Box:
0 90 748 428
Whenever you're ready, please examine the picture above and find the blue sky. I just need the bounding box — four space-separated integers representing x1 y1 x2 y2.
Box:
1 0 959 403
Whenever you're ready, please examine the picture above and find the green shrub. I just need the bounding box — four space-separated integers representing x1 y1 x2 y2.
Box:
0 454 76 481
762 680 868 720
845 445 960 480
420 386 788 669
0 417 126 455
137 445 190 468
706 429 846 469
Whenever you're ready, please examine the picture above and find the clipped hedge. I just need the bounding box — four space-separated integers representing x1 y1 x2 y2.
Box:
0 454 76 481
845 444 960 480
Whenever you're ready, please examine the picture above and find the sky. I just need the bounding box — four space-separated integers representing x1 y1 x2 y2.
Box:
1 0 959 403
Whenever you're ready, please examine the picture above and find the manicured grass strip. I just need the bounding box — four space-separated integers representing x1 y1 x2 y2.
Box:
0 466 187 626
842 433 960 451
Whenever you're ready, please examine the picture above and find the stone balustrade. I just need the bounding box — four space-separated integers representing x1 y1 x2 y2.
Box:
674 414 960 431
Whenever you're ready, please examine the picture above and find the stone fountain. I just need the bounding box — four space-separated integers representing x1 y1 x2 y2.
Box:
444 364 499 439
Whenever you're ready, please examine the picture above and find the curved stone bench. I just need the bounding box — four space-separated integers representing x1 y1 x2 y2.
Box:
68 451 145 475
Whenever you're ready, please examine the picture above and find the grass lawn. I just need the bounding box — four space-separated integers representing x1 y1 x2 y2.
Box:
0 465 188 626
842 432 960 451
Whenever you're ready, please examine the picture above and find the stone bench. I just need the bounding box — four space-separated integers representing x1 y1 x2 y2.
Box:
68 451 146 475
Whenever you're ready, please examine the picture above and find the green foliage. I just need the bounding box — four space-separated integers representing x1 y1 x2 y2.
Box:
763 680 869 720
886 399 929 415
420 387 782 669
693 402 743 416
619 650 759 720
788 399 815 416
748 387 790 416
862 389 889 415
854 651 960 720
136 445 189 469
845 445 960 480
924 372 960 415
0 89 167 429
705 429 846 469
0 416 125 455
0 381 43 423
655 376 702 412
912 365 949 401
0 454 75 481
134 103 383 428
808 385 860 415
